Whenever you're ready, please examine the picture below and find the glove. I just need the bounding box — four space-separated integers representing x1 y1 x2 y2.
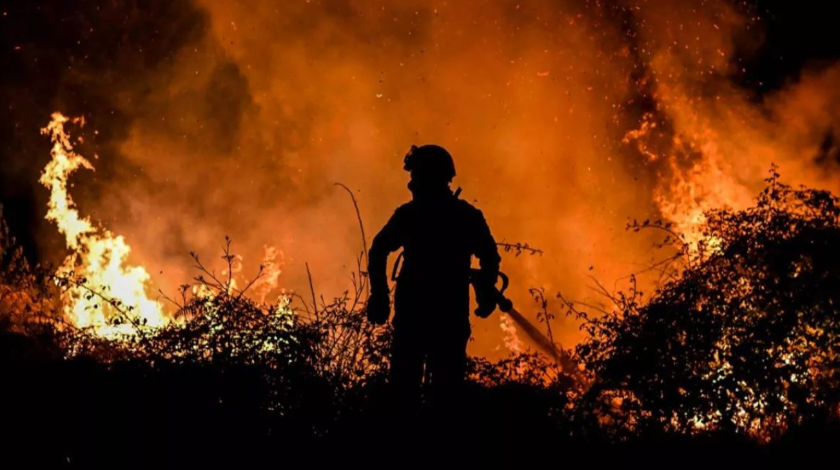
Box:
366 292 391 325
474 287 497 319
475 302 496 319
471 271 498 319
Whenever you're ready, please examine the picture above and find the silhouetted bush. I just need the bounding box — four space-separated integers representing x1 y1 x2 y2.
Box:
572 167 840 440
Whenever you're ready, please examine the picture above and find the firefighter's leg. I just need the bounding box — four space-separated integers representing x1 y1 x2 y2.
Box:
427 325 471 431
389 326 425 429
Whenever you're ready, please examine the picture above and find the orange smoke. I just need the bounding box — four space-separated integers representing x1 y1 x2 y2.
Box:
38 0 840 357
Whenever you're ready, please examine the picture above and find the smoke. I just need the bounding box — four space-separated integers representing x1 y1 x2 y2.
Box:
4 0 840 359
0 0 209 257
108 0 656 356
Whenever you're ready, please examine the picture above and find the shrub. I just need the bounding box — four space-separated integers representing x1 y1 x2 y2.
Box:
572 167 840 439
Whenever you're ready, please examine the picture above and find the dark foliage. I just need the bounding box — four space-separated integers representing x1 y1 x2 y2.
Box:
571 167 840 440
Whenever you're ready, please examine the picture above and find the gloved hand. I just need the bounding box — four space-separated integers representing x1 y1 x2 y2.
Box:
366 292 391 325
471 271 499 319
475 302 496 319
474 289 497 319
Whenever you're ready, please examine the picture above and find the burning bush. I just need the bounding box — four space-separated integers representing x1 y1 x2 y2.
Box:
1 211 573 464
571 167 840 439
0 206 62 335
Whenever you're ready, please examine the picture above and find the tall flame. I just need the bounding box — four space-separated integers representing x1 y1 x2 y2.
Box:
623 112 754 251
39 113 166 334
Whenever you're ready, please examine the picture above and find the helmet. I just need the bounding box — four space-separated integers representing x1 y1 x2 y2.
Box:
403 144 456 182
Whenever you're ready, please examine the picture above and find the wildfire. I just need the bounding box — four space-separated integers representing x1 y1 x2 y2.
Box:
39 113 167 335
623 112 754 252
16 1 838 363
253 245 284 303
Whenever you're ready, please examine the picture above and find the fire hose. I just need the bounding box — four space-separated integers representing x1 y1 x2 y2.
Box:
389 252 573 368
470 269 575 371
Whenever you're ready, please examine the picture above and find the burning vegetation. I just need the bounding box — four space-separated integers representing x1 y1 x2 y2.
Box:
40 113 167 335
3 113 840 464
3 0 840 464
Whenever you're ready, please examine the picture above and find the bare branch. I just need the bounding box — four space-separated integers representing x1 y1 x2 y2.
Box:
335 183 370 298
497 241 544 257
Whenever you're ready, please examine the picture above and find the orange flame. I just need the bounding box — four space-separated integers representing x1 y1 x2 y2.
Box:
623 111 755 251
39 113 167 335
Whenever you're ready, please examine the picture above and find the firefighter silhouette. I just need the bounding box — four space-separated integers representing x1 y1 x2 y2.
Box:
367 144 501 420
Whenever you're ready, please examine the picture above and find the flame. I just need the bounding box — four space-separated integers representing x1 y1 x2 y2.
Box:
39 113 167 335
623 112 754 250
253 245 284 303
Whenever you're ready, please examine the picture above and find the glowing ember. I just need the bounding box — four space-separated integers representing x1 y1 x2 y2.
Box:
39 113 167 335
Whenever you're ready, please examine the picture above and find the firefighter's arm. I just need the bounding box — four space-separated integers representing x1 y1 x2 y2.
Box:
366 209 404 324
368 209 404 295
473 209 502 318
